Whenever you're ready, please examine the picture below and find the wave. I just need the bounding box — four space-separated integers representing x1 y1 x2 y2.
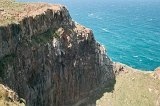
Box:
139 55 159 62
94 16 102 20
133 55 139 58
102 28 110 33
88 13 94 17
88 13 102 20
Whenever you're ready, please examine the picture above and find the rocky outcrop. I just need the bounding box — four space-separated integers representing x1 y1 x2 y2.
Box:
152 67 160 80
0 3 115 106
0 84 25 106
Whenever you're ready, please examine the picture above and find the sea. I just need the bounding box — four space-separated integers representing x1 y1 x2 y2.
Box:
18 0 160 71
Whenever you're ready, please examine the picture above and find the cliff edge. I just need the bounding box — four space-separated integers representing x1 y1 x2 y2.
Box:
0 0 115 106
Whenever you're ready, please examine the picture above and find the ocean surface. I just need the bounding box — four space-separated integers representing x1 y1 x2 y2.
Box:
18 0 160 71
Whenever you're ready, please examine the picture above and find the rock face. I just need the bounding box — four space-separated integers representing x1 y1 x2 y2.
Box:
0 4 115 106
153 67 160 80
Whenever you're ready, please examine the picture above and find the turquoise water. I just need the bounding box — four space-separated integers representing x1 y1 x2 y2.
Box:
18 0 160 70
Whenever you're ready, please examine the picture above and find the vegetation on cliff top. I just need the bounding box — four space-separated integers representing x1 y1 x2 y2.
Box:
0 0 50 25
0 0 25 25
96 64 160 106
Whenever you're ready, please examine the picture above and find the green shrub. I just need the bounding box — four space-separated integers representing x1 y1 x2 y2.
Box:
31 29 60 45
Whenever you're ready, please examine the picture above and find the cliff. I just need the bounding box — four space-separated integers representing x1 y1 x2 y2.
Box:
0 1 115 106
1 1 159 106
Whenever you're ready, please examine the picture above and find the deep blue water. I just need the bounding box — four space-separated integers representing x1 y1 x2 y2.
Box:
18 0 160 71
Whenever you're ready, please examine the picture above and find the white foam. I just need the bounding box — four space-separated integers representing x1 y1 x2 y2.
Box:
88 13 94 17
102 28 110 32
148 18 153 21
88 13 102 20
96 17 102 20
75 14 79 16
133 55 138 58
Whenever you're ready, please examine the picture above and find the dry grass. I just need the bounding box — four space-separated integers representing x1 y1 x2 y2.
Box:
96 64 160 106
0 0 25 25
0 0 63 26
0 84 25 106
